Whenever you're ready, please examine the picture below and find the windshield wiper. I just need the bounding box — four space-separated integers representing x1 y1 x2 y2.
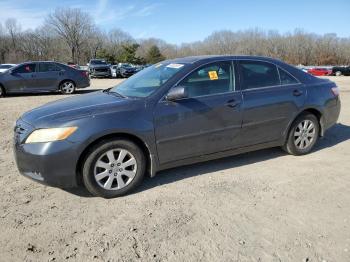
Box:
103 88 127 98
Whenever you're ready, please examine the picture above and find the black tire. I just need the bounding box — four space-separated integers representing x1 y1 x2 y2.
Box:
283 113 320 155
82 139 146 198
0 85 5 97
60 80 76 94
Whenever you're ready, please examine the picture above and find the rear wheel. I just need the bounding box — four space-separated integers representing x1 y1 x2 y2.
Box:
82 139 146 198
0 85 5 97
335 71 342 76
60 80 75 94
283 113 319 155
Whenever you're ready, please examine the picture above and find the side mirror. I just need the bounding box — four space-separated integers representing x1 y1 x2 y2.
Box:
166 86 188 101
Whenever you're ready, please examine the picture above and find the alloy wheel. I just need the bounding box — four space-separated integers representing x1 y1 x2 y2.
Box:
293 119 316 150
61 82 75 94
94 148 137 190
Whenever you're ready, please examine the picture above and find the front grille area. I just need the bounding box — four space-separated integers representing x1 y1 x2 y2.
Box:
94 68 109 73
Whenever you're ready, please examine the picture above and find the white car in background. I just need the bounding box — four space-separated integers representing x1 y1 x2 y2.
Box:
0 64 16 73
111 65 118 78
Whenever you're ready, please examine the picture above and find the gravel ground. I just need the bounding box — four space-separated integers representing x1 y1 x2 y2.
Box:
0 77 349 261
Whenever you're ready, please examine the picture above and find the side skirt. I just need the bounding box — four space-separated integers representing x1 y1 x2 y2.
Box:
156 140 283 173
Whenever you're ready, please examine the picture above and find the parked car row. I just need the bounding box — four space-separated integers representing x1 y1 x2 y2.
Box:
87 59 150 79
0 61 90 97
301 65 350 76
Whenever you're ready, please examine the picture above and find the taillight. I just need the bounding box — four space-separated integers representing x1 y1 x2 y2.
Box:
81 71 89 77
331 86 339 97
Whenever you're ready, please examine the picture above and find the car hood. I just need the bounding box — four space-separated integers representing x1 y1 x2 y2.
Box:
21 91 137 127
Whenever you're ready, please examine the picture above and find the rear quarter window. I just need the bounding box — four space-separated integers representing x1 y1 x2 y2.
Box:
278 68 299 85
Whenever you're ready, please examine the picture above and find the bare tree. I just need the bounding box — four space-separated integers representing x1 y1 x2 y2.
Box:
1 7 350 66
46 8 93 64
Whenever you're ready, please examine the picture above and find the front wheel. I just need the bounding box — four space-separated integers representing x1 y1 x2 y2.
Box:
283 113 320 155
60 81 76 94
82 139 146 198
335 71 342 76
0 86 5 97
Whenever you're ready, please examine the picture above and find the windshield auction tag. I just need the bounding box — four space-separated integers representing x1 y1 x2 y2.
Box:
166 63 184 69
208 71 218 80
155 63 162 68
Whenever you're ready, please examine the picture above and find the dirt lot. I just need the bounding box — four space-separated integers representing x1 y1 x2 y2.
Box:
0 77 349 261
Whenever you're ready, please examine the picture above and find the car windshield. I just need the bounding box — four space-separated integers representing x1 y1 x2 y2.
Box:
110 62 186 98
91 60 107 65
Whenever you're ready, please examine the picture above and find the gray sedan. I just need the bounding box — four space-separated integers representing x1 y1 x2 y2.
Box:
0 61 90 97
14 56 341 198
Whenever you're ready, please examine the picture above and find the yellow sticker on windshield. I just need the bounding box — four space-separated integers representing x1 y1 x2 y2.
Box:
208 71 218 80
155 63 162 68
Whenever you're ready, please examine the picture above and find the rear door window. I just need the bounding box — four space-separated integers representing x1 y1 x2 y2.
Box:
38 63 61 72
239 60 280 89
178 61 234 98
13 64 36 74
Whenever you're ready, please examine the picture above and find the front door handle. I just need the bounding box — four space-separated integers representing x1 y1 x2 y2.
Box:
226 99 240 108
293 89 303 96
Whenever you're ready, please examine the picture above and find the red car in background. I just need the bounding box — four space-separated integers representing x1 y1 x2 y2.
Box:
307 68 332 76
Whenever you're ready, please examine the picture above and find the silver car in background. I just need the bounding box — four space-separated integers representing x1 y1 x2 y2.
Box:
0 64 16 73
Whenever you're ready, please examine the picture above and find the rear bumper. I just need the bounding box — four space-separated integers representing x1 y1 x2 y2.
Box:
13 133 80 188
323 98 341 133
77 79 90 89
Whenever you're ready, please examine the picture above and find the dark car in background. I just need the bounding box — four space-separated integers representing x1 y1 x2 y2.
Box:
332 66 350 76
13 56 340 198
88 59 111 78
117 63 136 78
0 61 90 97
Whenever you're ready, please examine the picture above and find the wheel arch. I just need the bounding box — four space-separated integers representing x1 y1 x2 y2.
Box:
0 83 5 96
75 132 154 186
285 108 324 142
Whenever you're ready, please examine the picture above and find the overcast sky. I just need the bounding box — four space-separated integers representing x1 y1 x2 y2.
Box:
0 0 349 44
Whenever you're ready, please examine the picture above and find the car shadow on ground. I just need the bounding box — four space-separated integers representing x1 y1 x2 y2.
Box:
63 123 350 198
4 89 101 97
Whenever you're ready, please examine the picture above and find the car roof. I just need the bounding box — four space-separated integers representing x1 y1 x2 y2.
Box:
167 55 282 64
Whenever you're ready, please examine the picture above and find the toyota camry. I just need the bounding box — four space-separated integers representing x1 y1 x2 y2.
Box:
13 56 341 198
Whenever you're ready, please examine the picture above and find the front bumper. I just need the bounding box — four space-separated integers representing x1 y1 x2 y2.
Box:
13 119 80 188
90 69 111 77
121 72 135 77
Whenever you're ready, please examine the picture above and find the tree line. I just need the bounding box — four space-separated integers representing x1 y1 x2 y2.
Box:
0 7 349 66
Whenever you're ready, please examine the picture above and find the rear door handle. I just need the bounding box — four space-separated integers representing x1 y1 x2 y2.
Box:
226 99 240 108
293 89 303 96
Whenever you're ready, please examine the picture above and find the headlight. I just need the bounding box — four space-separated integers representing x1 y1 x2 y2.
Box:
25 127 78 143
